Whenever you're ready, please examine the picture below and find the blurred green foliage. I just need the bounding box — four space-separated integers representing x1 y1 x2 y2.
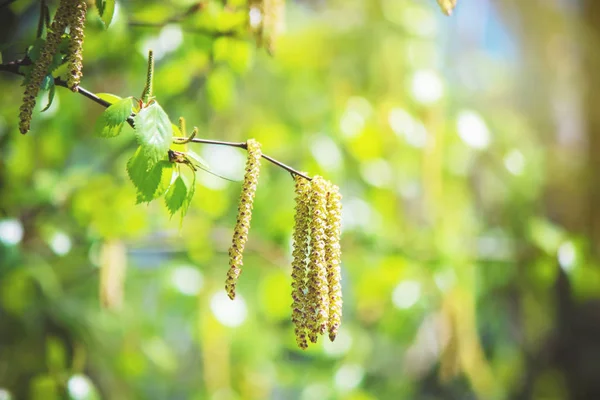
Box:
1 0 600 399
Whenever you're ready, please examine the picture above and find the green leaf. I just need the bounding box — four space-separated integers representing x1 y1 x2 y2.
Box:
127 147 173 203
164 175 188 217
41 81 55 112
96 97 133 138
96 0 116 29
27 38 45 63
96 93 122 105
40 74 53 91
156 163 175 198
134 102 173 166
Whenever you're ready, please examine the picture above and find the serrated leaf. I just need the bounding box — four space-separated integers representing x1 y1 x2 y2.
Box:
97 0 116 29
134 102 172 166
127 147 149 190
164 176 188 217
156 163 175 198
27 38 45 63
96 93 122 104
127 147 173 203
136 161 173 204
41 81 55 112
96 97 133 138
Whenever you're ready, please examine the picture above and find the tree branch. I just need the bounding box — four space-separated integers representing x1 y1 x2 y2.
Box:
0 59 311 181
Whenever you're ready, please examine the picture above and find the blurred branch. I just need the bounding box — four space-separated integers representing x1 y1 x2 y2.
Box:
0 58 311 181
127 1 240 38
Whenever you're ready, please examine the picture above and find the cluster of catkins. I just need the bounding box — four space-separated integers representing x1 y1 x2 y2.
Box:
19 0 87 134
225 139 343 350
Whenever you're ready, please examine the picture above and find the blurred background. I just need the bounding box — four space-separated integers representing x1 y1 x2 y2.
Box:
1 0 599 399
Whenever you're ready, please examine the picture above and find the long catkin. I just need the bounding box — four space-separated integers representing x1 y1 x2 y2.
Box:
306 176 329 343
291 175 311 349
226 139 262 300
325 183 342 341
66 0 87 91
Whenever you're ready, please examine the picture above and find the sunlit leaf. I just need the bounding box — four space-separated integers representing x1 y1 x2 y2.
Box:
96 97 133 137
96 93 122 105
134 102 173 166
127 147 172 203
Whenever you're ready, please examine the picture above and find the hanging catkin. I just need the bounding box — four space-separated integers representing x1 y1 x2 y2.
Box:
325 183 342 341
291 175 311 349
19 0 71 134
66 0 87 91
262 0 285 54
226 139 262 300
306 176 329 343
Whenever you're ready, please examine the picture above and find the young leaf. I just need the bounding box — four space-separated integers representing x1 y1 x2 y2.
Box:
96 0 116 29
96 93 122 104
96 97 133 137
156 163 175 198
179 172 196 220
136 161 173 204
134 102 173 166
41 81 55 112
127 147 172 203
164 175 188 217
127 147 149 191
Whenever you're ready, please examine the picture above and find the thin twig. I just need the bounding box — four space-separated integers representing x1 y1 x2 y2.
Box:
0 59 311 180
129 22 239 38
190 138 312 180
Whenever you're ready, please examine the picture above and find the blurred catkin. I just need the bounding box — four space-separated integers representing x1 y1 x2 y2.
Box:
306 176 329 343
226 139 262 300
437 0 458 15
19 0 70 134
291 176 311 349
66 0 87 91
262 0 285 53
248 0 264 47
325 183 342 341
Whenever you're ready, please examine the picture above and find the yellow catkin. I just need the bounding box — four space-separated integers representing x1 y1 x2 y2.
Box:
262 0 285 54
225 139 262 300
19 0 70 134
248 0 264 47
66 0 87 91
306 176 329 343
291 175 311 349
437 0 458 16
325 182 342 341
